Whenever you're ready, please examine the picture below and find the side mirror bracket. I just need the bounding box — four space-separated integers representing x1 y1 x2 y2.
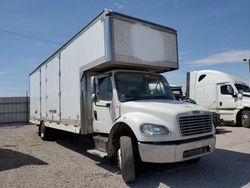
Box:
232 91 238 98
232 94 237 98
94 76 100 102
91 93 96 102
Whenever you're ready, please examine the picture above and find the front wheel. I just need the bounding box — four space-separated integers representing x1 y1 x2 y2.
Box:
118 136 136 183
241 111 250 128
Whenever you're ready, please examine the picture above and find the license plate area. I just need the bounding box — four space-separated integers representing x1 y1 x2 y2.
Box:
183 145 211 158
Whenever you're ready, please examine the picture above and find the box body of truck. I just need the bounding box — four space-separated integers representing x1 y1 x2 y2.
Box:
187 70 250 127
30 10 178 133
30 10 215 182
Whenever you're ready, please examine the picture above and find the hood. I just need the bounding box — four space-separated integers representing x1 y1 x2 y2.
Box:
120 99 209 117
243 92 250 98
242 92 250 107
119 99 213 142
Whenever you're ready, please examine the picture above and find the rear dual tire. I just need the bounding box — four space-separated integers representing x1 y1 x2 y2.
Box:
40 122 51 140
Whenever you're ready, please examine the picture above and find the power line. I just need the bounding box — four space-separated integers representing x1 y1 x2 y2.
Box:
0 28 61 46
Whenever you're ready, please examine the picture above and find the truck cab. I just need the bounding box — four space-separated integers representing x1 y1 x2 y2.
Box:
91 70 215 178
187 70 250 128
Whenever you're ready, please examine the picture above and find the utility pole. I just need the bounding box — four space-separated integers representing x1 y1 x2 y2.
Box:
243 58 250 74
26 90 29 124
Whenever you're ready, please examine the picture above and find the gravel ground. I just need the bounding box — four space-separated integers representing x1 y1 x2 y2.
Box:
0 124 250 188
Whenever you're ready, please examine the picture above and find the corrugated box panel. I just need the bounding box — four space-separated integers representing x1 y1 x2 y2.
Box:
0 97 29 124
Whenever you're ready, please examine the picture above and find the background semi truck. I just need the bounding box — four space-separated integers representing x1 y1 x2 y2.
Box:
170 85 196 104
170 85 221 127
30 10 216 183
187 70 250 128
170 85 184 100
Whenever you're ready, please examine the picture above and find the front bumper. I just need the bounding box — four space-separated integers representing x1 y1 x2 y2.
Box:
138 136 216 163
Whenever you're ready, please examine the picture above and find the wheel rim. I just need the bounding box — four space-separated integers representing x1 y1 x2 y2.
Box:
242 114 249 126
41 132 44 138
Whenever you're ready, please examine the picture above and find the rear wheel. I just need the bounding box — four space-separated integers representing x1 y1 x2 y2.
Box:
38 124 41 136
118 136 136 183
40 122 50 140
241 111 250 128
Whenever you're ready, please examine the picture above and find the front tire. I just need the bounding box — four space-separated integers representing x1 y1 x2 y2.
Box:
241 111 250 128
119 136 136 183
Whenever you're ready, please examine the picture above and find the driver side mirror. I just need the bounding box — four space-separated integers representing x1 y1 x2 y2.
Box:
237 93 243 100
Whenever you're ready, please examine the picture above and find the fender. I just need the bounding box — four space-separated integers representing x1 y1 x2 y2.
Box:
106 112 170 157
111 112 176 142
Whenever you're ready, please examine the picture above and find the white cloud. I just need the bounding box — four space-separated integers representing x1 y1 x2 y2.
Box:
189 50 250 66
0 71 10 75
114 2 124 9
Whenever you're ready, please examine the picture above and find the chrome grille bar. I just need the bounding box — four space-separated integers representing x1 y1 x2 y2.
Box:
179 115 212 136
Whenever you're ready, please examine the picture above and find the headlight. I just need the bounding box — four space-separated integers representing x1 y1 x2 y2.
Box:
140 124 170 136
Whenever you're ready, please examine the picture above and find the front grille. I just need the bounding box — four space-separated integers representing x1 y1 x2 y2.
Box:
179 115 213 136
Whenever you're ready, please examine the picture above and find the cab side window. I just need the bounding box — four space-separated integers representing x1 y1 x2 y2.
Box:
221 85 234 95
98 76 112 101
198 74 206 82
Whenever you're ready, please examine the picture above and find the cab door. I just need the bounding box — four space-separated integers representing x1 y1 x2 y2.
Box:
216 83 237 122
92 75 113 133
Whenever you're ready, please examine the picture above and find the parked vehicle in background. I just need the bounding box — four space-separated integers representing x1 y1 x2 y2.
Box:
170 85 184 100
186 70 250 128
170 85 196 103
170 85 221 127
30 10 216 183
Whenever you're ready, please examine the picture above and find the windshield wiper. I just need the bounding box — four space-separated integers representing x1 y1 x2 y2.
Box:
121 95 173 102
140 96 172 100
121 96 141 102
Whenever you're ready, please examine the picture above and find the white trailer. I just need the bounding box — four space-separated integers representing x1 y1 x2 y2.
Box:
187 70 250 128
30 10 215 182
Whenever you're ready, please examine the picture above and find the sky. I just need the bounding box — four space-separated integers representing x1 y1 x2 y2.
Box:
0 0 250 96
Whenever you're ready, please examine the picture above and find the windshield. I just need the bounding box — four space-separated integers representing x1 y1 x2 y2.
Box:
114 72 174 102
235 84 250 93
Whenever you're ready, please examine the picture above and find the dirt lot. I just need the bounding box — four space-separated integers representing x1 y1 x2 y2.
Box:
0 124 250 188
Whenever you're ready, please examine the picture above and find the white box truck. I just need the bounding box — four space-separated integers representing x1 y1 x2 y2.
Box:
187 70 250 128
30 10 216 182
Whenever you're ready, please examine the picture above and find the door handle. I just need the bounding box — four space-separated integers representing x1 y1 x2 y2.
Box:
219 102 222 106
94 111 98 120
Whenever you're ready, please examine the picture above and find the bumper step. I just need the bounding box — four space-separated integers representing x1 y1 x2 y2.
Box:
87 149 107 158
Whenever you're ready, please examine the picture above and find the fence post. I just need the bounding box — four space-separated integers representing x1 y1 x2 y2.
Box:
26 91 29 124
